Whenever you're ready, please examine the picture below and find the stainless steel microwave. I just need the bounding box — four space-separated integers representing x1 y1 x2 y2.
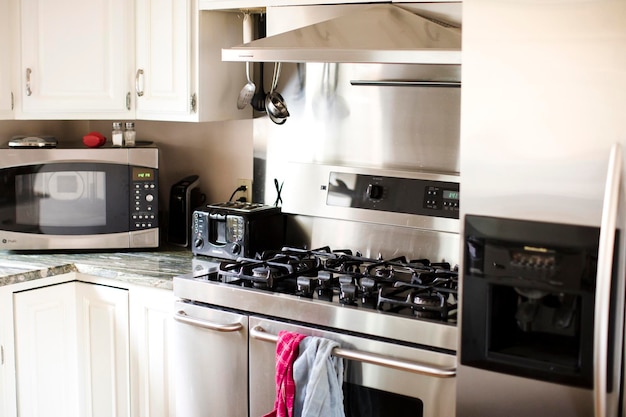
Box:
0 147 159 250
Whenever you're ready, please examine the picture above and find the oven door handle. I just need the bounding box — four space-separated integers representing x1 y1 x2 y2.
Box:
174 310 244 332
250 325 455 378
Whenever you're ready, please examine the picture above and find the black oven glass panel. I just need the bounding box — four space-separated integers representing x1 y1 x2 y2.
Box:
461 215 614 389
0 163 129 234
343 382 423 417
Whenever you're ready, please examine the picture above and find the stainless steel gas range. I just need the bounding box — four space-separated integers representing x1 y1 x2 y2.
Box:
174 43 463 413
173 165 461 417
174 247 458 417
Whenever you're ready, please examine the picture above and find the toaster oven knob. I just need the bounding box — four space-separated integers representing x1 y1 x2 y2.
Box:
194 238 204 249
232 243 241 255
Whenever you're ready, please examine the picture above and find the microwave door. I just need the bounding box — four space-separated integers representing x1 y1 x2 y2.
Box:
1 163 130 237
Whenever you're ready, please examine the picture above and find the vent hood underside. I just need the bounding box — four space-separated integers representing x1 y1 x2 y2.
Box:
221 4 462 65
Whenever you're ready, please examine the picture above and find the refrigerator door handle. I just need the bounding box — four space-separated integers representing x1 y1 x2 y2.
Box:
594 142 622 417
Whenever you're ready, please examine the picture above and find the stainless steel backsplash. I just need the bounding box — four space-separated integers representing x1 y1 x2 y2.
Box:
255 62 462 264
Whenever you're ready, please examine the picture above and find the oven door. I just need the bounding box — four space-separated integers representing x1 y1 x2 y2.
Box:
249 316 456 417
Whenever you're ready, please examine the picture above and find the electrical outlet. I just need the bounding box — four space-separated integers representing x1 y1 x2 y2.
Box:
236 179 253 202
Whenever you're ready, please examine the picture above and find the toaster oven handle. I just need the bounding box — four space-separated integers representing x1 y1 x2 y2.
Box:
174 310 243 332
250 325 455 378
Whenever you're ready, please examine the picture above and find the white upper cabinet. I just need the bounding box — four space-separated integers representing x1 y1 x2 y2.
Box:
0 0 14 119
135 0 250 122
16 0 133 119
134 0 190 120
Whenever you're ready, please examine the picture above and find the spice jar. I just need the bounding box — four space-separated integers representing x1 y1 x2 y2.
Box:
112 122 123 147
124 122 136 147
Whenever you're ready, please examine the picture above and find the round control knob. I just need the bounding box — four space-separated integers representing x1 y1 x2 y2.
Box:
194 238 204 249
232 243 241 255
367 184 384 200
146 194 154 202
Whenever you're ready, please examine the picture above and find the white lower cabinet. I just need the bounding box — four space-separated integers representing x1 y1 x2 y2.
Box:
129 286 176 417
13 281 130 417
0 276 175 417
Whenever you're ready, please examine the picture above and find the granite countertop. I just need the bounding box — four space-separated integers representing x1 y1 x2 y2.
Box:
0 246 195 290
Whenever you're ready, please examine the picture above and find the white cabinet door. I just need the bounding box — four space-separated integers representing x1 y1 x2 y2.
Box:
135 0 249 122
134 0 190 120
13 281 130 417
129 285 176 417
75 282 130 417
0 0 14 119
16 0 133 119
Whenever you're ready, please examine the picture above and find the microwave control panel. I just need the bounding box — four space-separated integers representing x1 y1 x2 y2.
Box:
326 172 459 219
130 166 159 230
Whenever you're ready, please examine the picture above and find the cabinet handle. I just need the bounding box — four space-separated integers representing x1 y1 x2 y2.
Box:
174 310 243 332
190 93 197 113
25 68 32 96
135 69 144 97
250 325 456 378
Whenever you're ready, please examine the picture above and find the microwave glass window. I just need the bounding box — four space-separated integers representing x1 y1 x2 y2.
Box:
16 171 107 227
1 162 130 235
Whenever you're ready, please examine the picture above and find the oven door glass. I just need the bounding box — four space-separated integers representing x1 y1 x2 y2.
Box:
249 316 455 417
0 163 129 234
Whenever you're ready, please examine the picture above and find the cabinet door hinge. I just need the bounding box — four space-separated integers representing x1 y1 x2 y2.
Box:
1 345 4 365
191 93 197 113
126 92 131 111
11 92 14 110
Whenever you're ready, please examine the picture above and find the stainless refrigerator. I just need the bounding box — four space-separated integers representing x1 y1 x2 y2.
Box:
457 1 626 416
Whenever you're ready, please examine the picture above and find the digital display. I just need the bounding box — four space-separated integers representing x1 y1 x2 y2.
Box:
133 167 154 181
443 190 459 200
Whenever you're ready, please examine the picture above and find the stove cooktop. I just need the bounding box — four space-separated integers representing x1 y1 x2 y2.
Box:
174 246 459 351
213 247 458 324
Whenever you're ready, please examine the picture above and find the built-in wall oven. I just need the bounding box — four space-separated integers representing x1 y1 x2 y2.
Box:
174 250 458 417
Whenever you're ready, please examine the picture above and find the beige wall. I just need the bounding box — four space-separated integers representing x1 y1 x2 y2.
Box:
0 118 254 210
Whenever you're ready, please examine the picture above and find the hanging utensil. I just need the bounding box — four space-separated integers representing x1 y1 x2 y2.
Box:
237 61 256 110
251 62 266 112
265 62 290 124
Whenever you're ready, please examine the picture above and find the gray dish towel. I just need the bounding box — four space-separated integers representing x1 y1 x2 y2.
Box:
292 336 345 417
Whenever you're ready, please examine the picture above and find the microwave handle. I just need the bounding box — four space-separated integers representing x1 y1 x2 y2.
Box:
594 142 622 417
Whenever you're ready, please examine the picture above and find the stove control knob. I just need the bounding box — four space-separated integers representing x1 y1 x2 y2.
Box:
367 184 384 200
194 238 204 249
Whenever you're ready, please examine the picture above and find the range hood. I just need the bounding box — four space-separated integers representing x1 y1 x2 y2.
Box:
221 4 462 65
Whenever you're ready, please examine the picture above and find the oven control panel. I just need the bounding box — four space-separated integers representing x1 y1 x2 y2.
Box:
326 172 459 219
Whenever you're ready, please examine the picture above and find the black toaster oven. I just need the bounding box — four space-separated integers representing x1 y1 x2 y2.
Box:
191 202 285 259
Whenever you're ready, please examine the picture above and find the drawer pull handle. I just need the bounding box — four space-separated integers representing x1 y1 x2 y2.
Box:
250 325 456 378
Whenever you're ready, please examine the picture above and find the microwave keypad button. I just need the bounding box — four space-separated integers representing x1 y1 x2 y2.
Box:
146 194 154 202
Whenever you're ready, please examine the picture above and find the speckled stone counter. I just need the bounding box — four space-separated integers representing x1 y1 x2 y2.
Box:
0 247 195 290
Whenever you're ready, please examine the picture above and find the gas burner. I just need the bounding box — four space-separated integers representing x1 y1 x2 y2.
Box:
412 293 447 319
377 283 458 323
251 265 280 288
213 246 458 323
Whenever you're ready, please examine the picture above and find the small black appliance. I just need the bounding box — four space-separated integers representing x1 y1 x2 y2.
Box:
168 175 203 247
